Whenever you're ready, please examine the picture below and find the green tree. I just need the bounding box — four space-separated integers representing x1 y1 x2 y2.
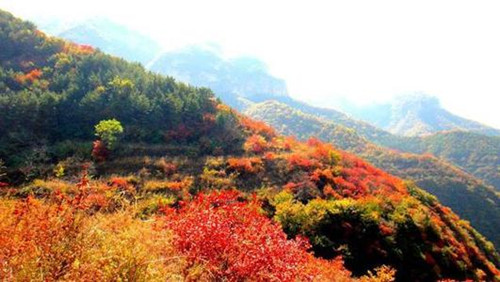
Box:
0 159 5 180
95 119 124 149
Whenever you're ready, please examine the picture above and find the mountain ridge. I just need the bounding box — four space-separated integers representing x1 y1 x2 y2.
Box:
244 100 500 247
340 94 500 137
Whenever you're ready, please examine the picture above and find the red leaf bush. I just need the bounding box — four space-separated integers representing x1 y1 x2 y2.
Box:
160 190 352 281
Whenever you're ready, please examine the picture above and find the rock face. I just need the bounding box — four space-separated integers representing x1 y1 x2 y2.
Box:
341 94 500 137
149 46 289 110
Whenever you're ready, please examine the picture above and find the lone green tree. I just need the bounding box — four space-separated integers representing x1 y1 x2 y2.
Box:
94 119 124 149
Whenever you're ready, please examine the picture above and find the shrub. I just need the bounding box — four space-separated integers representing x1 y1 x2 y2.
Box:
288 153 320 171
227 157 263 174
160 190 353 281
91 140 109 162
240 117 276 139
244 134 268 154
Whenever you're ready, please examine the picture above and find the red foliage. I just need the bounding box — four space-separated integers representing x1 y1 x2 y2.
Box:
164 124 193 142
338 152 409 197
227 157 263 174
91 140 109 162
244 134 268 154
288 153 320 171
0 182 9 188
333 176 357 197
424 252 437 265
160 191 350 281
283 181 301 192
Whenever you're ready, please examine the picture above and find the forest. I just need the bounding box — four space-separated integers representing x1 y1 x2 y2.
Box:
0 9 499 281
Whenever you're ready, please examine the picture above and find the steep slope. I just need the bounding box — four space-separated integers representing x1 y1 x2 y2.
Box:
391 131 500 190
148 45 289 110
341 94 500 137
50 17 162 65
260 98 500 192
244 100 500 248
1 10 499 281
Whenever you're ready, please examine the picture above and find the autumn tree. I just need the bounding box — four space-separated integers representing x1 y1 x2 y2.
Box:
94 119 124 149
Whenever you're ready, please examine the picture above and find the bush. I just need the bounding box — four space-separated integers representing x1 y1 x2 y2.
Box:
160 190 353 281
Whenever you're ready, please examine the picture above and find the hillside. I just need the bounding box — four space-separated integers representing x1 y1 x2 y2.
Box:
1 10 500 281
340 94 500 137
257 99 500 192
244 100 500 248
393 131 500 190
149 46 289 110
36 18 500 192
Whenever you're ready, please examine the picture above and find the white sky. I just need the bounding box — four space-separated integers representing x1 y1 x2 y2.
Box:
1 0 500 128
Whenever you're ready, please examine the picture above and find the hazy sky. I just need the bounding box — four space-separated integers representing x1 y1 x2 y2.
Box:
2 0 500 128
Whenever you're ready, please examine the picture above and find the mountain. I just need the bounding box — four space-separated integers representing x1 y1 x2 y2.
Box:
1 10 500 280
244 100 500 248
148 45 289 110
392 131 500 190
266 99 500 192
45 17 162 65
340 93 500 137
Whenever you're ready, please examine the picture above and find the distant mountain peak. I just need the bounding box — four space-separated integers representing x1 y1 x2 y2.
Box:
341 93 500 137
149 46 289 109
39 17 162 65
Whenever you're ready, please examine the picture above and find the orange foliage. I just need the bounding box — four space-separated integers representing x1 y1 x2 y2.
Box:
0 197 82 279
109 177 128 189
283 136 298 151
310 168 336 184
244 134 268 154
288 153 320 170
264 152 276 161
216 103 232 113
166 178 193 192
379 223 394 236
240 117 276 139
63 42 95 55
227 157 263 174
309 140 339 164
323 184 342 199
15 69 42 84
